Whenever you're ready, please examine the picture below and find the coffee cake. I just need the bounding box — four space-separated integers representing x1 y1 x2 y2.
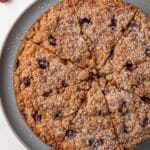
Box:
14 0 150 149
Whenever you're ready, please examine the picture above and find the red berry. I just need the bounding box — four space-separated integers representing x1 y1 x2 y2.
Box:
0 0 8 3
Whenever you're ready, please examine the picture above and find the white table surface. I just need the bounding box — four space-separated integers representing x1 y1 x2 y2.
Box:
0 1 36 149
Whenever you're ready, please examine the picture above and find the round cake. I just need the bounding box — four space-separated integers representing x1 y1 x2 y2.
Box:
14 0 150 149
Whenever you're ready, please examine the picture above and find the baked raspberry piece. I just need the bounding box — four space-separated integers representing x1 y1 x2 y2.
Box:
0 0 8 3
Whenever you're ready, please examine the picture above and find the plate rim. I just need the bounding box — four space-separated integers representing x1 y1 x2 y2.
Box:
0 1 40 149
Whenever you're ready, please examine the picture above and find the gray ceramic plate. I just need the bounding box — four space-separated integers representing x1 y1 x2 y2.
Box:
0 0 149 149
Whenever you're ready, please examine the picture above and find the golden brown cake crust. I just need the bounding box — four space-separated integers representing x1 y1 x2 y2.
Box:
14 0 150 150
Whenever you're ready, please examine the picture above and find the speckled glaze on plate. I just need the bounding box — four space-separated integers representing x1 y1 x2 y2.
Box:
0 0 149 150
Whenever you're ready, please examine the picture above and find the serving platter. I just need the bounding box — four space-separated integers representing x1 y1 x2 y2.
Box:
0 0 149 149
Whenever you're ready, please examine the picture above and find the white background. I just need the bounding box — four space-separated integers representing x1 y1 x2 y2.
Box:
0 1 36 149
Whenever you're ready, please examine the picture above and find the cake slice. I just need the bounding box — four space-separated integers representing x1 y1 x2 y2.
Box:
61 81 120 150
15 76 90 149
71 0 138 71
107 60 150 96
101 9 149 75
14 40 90 95
25 0 94 68
104 85 150 149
